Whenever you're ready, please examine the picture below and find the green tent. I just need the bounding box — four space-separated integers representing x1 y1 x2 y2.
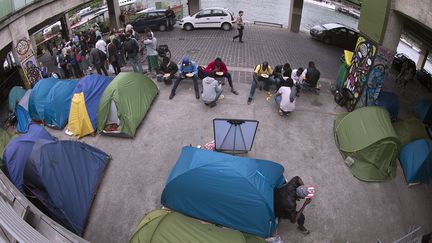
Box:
97 72 158 137
334 106 401 182
0 128 12 168
393 118 429 148
129 209 265 243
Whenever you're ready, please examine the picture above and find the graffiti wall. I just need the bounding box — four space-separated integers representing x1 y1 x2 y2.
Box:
344 36 377 111
357 46 394 108
15 38 42 88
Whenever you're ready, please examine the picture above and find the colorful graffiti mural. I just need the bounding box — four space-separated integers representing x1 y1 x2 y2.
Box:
15 38 42 88
357 46 395 107
344 36 377 111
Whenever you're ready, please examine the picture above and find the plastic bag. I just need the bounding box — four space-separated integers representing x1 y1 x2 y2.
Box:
108 64 115 74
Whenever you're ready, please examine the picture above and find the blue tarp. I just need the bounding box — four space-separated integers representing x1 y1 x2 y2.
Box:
44 80 78 128
29 78 60 121
400 139 432 184
25 140 110 235
2 124 55 192
415 100 432 125
376 91 399 122
161 146 285 238
16 90 32 133
8 86 26 113
73 74 113 129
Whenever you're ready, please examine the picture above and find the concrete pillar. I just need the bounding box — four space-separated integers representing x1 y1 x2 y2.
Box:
381 10 403 52
60 13 72 41
290 0 303 33
417 48 429 69
107 0 121 30
9 16 41 89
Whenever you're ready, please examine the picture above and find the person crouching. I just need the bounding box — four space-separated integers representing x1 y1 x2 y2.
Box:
274 78 296 115
201 73 223 108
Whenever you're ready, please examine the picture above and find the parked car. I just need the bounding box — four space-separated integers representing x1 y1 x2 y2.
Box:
179 7 235 31
416 69 432 92
309 23 359 51
392 53 416 72
128 9 170 32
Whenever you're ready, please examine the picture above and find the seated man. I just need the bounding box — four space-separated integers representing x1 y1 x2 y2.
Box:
170 56 200 99
247 61 274 105
291 67 306 85
273 63 292 90
204 57 238 95
274 176 312 235
303 61 320 88
274 78 296 115
157 57 178 85
201 73 223 108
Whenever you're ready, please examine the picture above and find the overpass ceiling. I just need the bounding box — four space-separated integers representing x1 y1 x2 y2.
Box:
398 11 432 50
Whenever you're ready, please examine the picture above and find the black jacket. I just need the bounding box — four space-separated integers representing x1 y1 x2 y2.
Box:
122 37 140 58
273 65 292 78
306 67 320 87
159 61 178 75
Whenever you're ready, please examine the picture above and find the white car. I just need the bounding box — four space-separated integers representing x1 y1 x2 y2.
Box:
179 7 235 31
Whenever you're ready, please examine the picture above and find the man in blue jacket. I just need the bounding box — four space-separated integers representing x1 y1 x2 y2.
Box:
169 56 200 99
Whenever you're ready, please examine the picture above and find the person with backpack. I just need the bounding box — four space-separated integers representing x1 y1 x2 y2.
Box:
247 61 274 104
232 11 245 43
123 31 143 73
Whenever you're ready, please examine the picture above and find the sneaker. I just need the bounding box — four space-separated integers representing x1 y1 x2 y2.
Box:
298 226 310 235
231 88 239 95
247 97 252 105
169 93 175 99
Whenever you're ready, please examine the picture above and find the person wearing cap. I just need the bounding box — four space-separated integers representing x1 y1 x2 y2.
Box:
169 56 200 99
247 61 274 105
204 58 239 95
274 176 312 235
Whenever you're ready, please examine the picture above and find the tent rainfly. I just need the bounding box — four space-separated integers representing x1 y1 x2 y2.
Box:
334 106 401 182
129 209 266 243
400 139 432 184
161 146 285 238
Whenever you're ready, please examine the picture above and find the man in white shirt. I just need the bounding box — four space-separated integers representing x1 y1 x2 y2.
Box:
291 67 306 85
95 36 107 54
274 79 296 115
143 33 158 73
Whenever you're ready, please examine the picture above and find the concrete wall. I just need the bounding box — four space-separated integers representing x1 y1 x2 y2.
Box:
393 0 432 28
0 0 92 50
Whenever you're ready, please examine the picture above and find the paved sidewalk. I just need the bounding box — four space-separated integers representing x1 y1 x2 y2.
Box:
39 26 431 243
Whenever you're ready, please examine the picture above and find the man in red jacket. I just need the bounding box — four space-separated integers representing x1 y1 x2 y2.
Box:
204 58 239 95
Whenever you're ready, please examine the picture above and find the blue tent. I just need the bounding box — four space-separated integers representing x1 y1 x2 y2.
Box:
376 91 399 122
16 90 32 133
70 74 113 131
400 139 432 184
24 140 110 236
161 147 285 238
29 77 61 121
8 86 26 114
415 100 432 125
2 124 55 192
44 80 78 129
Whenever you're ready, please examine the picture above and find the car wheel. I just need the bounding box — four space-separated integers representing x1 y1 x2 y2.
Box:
159 24 167 32
184 23 193 31
221 22 231 31
323 36 331 44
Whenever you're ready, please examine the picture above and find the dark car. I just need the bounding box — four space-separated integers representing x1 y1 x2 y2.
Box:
310 23 359 51
129 9 171 32
416 69 432 92
392 53 416 72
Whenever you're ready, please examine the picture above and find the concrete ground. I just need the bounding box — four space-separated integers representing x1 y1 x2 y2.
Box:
41 26 431 243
